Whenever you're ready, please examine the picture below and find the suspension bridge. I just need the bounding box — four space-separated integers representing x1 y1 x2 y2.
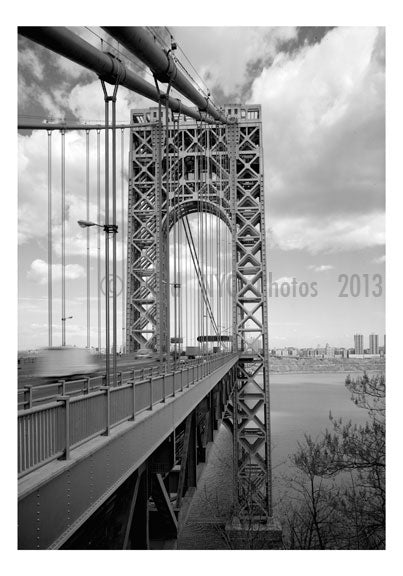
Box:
17 26 282 549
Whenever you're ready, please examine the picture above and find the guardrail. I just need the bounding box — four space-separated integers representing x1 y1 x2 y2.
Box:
17 357 218 410
18 353 237 478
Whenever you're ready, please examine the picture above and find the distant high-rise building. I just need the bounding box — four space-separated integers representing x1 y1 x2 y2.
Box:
354 334 364 355
369 333 379 355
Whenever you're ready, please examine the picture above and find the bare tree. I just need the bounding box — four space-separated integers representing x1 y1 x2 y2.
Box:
281 373 385 549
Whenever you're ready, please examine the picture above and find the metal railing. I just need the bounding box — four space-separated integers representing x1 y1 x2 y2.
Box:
18 353 236 478
17 355 223 410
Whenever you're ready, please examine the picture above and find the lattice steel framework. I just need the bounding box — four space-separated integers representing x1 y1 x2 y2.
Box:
127 103 272 516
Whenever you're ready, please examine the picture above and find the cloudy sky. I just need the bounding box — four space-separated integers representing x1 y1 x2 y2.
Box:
17 25 385 351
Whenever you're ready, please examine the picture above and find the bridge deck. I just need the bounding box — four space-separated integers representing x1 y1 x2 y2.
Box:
18 353 238 549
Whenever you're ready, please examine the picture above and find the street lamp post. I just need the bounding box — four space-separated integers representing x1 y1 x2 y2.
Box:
78 220 118 387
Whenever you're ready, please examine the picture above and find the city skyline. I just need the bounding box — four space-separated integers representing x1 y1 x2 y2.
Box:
272 331 385 352
18 332 387 354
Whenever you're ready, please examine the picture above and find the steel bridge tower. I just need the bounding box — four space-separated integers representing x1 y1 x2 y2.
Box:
126 103 273 519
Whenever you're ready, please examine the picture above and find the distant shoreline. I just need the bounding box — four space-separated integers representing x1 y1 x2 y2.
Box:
268 357 385 375
269 369 383 376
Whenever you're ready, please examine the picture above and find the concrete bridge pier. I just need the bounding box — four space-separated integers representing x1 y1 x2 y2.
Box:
225 516 283 550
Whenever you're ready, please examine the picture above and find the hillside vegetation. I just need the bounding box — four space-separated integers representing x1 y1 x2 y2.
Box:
269 356 385 374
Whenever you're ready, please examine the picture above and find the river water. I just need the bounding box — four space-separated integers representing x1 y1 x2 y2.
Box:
177 372 372 549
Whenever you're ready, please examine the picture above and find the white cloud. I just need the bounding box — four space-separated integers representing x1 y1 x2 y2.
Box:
251 27 385 253
18 27 385 267
273 276 295 285
38 91 65 119
308 264 334 272
19 47 44 80
18 75 65 120
18 129 129 245
49 50 88 81
373 254 386 264
68 80 141 123
272 212 385 254
172 26 297 98
27 259 85 284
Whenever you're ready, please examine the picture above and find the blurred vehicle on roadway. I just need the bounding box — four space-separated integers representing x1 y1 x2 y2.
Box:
133 348 157 360
35 347 102 379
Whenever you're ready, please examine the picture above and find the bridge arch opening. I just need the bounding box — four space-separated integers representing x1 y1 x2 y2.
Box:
167 205 233 361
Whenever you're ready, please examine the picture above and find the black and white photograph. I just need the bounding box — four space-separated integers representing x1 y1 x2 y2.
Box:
9 1 398 571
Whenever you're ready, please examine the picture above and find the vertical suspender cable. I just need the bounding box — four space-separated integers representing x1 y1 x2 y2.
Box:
224 131 227 344
196 129 200 350
206 126 210 349
86 129 90 349
223 149 226 342
176 117 182 358
97 129 101 354
171 111 177 361
189 221 192 349
155 88 164 363
205 126 210 350
199 124 204 351
101 74 120 386
217 125 221 350
171 108 181 364
226 147 230 345
47 130 53 348
165 93 176 365
121 128 125 355
228 218 230 345
206 161 210 348
101 82 110 387
173 143 177 355
182 123 188 349
111 88 119 385
226 216 229 347
202 124 206 353
204 159 208 350
183 218 187 349
162 84 172 369
154 78 170 368
199 121 204 354
210 129 215 350
203 121 208 352
61 129 66 346
228 150 232 347
202 122 206 353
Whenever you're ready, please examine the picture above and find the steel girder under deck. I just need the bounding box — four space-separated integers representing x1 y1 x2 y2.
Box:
127 103 272 518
